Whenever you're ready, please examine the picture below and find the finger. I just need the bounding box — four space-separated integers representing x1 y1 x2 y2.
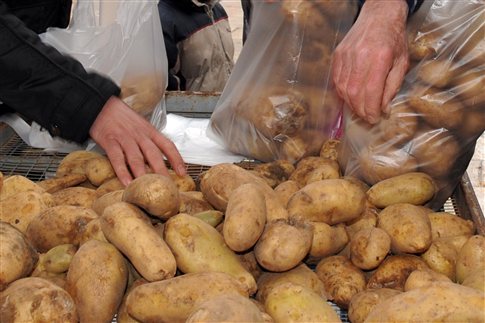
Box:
363 57 392 124
138 136 169 176
103 140 132 186
382 56 409 113
151 131 187 176
119 137 147 179
345 57 370 121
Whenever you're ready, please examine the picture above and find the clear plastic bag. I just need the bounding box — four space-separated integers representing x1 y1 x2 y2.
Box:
339 0 485 210
207 1 359 162
39 0 168 130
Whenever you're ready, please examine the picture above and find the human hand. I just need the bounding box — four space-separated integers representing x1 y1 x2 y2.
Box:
89 96 186 186
332 0 410 124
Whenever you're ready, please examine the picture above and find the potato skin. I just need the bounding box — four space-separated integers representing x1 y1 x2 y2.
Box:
455 235 485 283
288 179 366 225
350 227 391 270
0 222 38 291
92 189 124 216
0 277 78 323
348 288 402 323
274 180 300 207
85 156 116 187
37 173 87 193
101 202 176 282
126 272 249 323
404 269 452 291
421 238 459 280
428 212 475 240
52 186 97 208
309 222 349 259
66 239 128 323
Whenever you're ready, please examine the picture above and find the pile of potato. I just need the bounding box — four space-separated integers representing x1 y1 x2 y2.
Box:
0 144 484 323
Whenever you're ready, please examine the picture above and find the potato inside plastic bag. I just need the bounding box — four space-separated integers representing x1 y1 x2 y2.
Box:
339 0 485 210
207 0 359 162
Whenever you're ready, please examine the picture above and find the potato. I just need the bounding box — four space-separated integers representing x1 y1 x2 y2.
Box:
365 282 485 322
179 191 214 215
367 172 436 208
350 227 391 270
95 177 125 197
164 213 257 294
305 164 340 184
117 279 147 323
264 282 341 323
0 175 45 201
56 150 102 177
462 269 485 293
377 203 432 254
342 176 370 193
252 159 295 188
79 217 108 244
458 106 485 138
274 180 300 207
378 103 419 145
66 239 128 323
41 244 77 274
348 288 402 323
428 212 475 240
408 32 437 60
186 294 270 323
315 255 366 309
319 139 341 160
0 222 38 291
192 210 224 227
309 222 349 260
0 190 54 233
101 202 176 282
92 189 124 216
289 156 340 187
421 238 459 280
0 171 3 192
256 263 327 303
404 268 452 291
122 173 180 220
453 69 485 101
37 173 87 193
0 277 77 322
238 251 263 282
168 169 196 192
345 207 378 239
288 179 366 225
52 186 97 208
456 235 485 283
223 183 267 252
254 219 313 272
26 205 98 252
367 254 429 291
416 59 456 88
85 156 116 186
126 272 249 323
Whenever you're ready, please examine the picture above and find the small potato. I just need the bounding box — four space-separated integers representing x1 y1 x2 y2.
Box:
52 186 97 208
254 219 313 272
85 156 116 186
264 282 341 323
367 254 429 291
252 159 296 188
289 156 340 187
223 183 267 252
0 175 45 201
288 179 366 225
377 203 432 254
404 269 452 291
101 202 176 282
350 227 391 270
315 255 366 309
305 164 340 184
92 189 124 216
274 180 300 207
179 191 214 215
95 177 125 197
366 172 437 208
66 239 128 323
319 139 341 160
348 288 402 323
26 205 98 252
168 169 196 192
377 103 419 146
345 207 378 239
126 272 249 323
428 212 475 240
0 277 78 323
37 173 87 193
0 222 38 291
416 59 456 88
56 150 101 177
164 213 257 294
192 210 224 227
456 235 485 283
408 32 437 60
42 244 77 274
0 190 54 233
122 173 180 220
309 222 349 260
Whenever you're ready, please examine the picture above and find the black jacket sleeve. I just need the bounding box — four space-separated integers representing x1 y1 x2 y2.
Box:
0 1 120 143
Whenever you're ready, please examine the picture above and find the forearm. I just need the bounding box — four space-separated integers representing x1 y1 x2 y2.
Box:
359 0 424 15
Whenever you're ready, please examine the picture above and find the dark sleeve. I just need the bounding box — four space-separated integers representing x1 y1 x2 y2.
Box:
358 0 425 14
0 1 120 143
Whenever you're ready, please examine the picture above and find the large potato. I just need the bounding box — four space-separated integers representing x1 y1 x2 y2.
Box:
52 186 97 208
404 268 452 291
264 282 341 323
455 235 485 283
0 277 77 322
122 173 180 219
223 183 267 252
101 202 176 281
0 175 45 201
26 205 98 252
348 288 402 323
428 212 475 240
66 239 128 323
0 222 38 291
365 282 485 322
0 190 54 233
350 227 391 270
164 213 257 294
254 219 313 272
377 203 432 254
315 255 366 309
126 272 248 323
56 150 101 177
366 172 436 208
288 179 366 225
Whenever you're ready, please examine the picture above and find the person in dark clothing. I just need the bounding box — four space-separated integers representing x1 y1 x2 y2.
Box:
0 0 186 185
158 0 234 92
241 0 252 44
